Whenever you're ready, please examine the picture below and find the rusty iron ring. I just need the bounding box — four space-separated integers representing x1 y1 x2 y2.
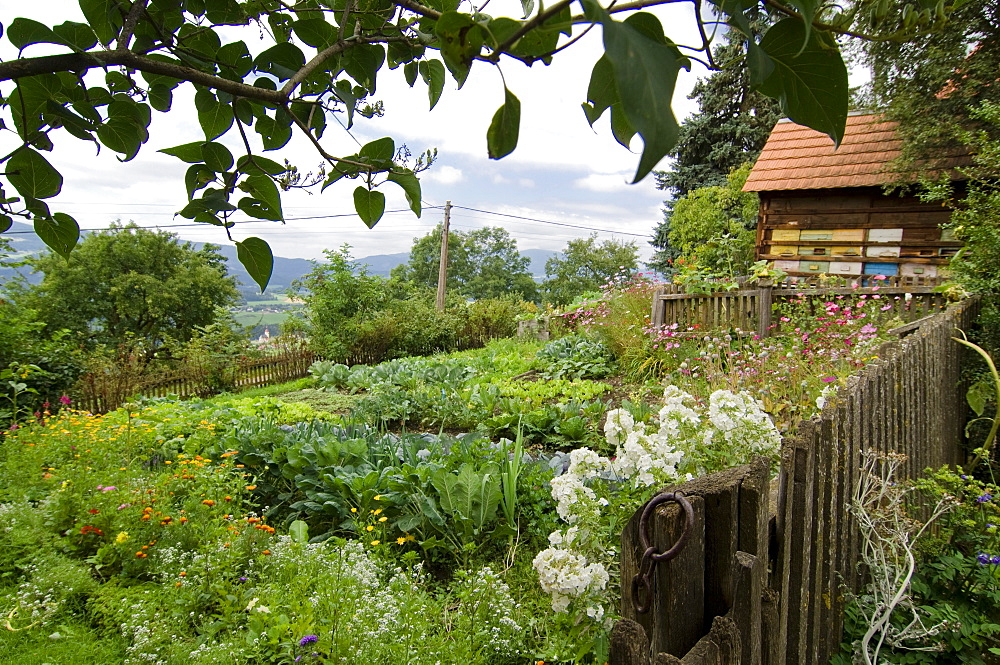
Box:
639 491 694 560
631 491 695 614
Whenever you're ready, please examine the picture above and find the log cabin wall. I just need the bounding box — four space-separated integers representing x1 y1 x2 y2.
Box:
754 187 961 282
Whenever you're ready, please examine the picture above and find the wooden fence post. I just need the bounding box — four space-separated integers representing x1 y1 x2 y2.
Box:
756 280 773 338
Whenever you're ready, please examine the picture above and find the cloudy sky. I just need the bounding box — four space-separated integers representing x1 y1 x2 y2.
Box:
1 1 714 264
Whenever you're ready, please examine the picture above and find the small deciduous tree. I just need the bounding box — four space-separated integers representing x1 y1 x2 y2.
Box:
657 163 759 277
392 225 537 301
23 222 239 352
542 234 638 305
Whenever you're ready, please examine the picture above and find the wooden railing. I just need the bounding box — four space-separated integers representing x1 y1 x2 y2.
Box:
75 348 317 414
612 297 979 665
650 279 949 338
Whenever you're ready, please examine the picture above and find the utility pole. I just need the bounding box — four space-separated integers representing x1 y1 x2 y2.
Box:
435 200 452 311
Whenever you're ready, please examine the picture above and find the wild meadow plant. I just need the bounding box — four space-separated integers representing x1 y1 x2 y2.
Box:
645 288 900 432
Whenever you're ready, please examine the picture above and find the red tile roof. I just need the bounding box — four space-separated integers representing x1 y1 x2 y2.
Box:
743 114 970 192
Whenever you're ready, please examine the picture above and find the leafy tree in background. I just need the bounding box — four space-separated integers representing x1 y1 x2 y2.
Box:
392 224 538 301
21 222 238 352
0 0 956 287
295 244 394 359
662 163 759 277
542 234 638 305
648 27 779 275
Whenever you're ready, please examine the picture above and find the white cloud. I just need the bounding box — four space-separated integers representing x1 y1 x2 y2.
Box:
423 165 465 185
573 173 633 193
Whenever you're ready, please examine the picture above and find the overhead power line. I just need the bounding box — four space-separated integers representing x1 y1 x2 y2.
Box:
450 205 651 238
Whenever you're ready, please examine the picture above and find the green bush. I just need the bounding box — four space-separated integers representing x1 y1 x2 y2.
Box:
535 334 616 380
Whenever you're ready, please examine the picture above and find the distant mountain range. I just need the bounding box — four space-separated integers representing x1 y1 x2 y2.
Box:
1 221 558 290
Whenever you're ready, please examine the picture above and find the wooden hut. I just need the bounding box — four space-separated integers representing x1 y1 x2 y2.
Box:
743 113 971 283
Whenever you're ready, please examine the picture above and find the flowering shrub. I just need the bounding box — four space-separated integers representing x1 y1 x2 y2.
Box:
533 384 781 659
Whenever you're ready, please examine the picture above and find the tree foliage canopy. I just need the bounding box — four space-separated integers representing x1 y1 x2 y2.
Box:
654 162 758 276
543 233 638 305
392 224 537 301
20 221 238 350
0 0 959 287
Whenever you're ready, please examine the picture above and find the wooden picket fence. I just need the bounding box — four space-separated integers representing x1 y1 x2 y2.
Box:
612 297 979 665
650 278 949 338
75 348 317 414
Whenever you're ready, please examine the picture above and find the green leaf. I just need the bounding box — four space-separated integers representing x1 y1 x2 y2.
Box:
79 0 123 46
292 19 337 49
589 6 686 182
359 137 395 168
34 212 79 258
783 0 821 44
487 87 521 160
96 117 143 160
236 237 274 291
238 173 283 221
756 18 848 147
159 141 206 163
195 89 234 141
353 187 386 228
388 40 425 69
218 41 253 78
434 12 483 88
6 147 62 199
404 61 419 87
52 21 99 51
7 18 66 51
202 142 234 172
387 170 422 216
331 80 362 129
289 520 309 543
185 164 216 199
237 155 286 176
254 42 306 81
148 84 173 112
342 43 385 94
255 111 293 150
419 60 446 110
0 215 11 234
967 380 994 417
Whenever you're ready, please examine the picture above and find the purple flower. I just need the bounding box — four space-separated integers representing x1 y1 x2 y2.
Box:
992 555 1000 566
238 576 248 582
299 635 319 647
978 493 993 503
978 552 991 565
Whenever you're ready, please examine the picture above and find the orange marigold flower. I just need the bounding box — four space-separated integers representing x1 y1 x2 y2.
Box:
245 485 257 490
202 499 215 507
261 549 271 555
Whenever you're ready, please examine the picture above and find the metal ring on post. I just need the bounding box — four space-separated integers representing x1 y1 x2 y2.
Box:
631 491 695 614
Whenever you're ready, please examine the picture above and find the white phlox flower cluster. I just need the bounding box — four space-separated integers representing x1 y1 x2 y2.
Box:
532 546 610 613
534 448 612 621
706 389 781 456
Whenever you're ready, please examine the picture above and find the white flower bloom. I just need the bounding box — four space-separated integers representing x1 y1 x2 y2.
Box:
567 448 608 479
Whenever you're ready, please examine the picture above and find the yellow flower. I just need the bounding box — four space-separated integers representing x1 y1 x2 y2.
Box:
378 516 387 522
396 537 407 545
373 508 382 515
373 494 382 501
370 540 379 546
365 525 374 532
115 532 129 544
350 507 358 513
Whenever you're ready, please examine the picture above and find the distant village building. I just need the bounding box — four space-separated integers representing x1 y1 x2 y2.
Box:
744 113 972 282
